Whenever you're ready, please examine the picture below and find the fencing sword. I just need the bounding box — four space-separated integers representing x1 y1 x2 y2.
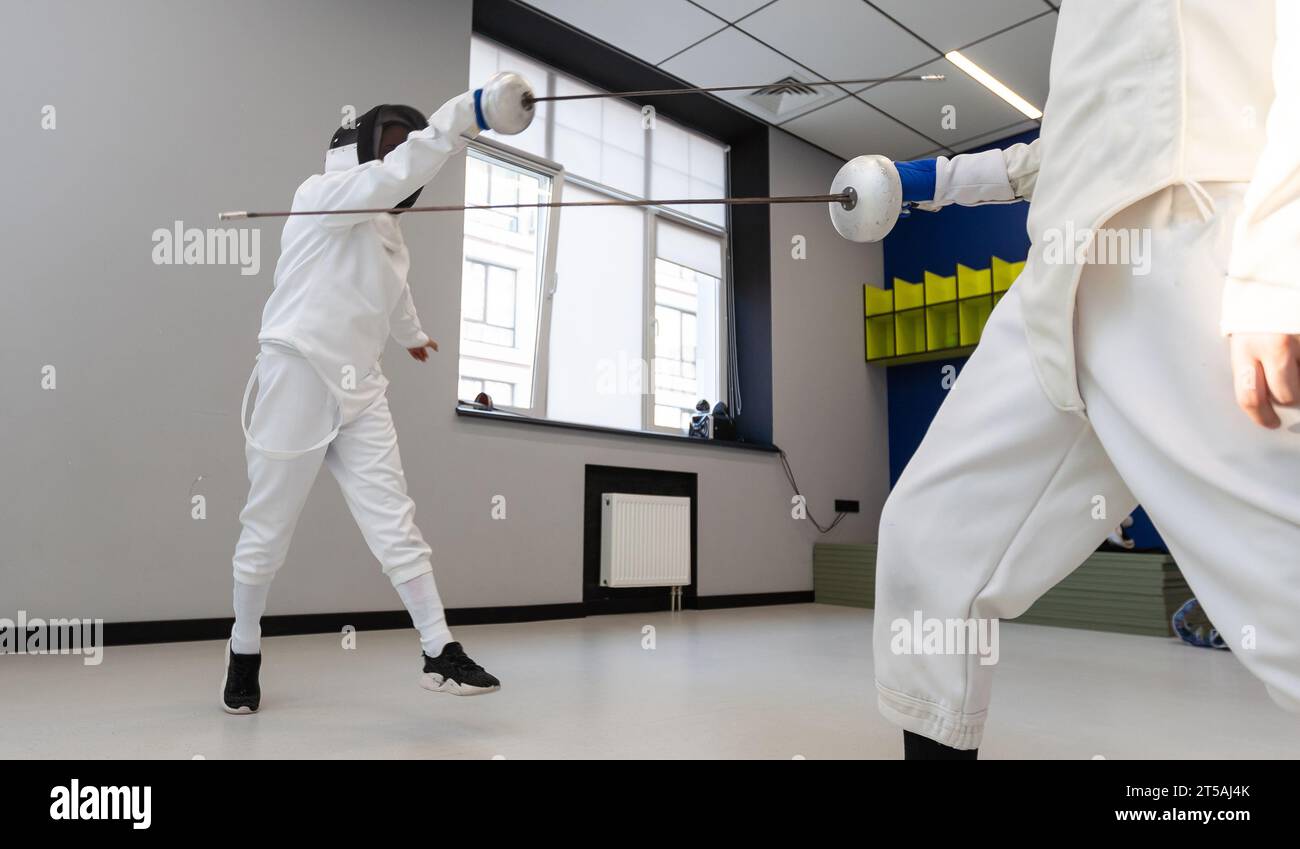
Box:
219 191 857 221
218 72 945 225
523 74 944 104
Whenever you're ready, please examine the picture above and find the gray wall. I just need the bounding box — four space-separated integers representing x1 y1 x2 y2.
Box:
0 0 888 622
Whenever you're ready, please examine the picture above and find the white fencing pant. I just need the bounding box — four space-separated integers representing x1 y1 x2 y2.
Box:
232 347 436 590
874 183 1300 749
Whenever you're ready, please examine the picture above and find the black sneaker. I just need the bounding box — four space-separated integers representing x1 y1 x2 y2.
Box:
222 640 262 715
420 642 500 696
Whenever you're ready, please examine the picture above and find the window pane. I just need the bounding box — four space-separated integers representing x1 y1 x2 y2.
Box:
552 125 602 183
656 304 681 360
649 115 727 225
599 99 646 196
553 72 645 196
462 261 485 322
485 265 516 329
651 120 690 168
459 378 483 401
682 312 697 362
653 245 721 430
467 35 729 431
466 157 489 206
689 133 727 186
547 184 644 429
484 381 515 406
657 219 723 279
655 404 686 431
460 151 551 409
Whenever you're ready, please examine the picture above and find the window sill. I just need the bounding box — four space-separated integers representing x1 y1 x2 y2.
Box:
455 405 780 454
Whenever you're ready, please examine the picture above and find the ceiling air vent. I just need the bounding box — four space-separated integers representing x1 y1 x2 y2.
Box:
744 75 835 119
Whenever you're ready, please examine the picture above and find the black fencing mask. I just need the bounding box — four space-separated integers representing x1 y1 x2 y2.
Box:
324 104 429 209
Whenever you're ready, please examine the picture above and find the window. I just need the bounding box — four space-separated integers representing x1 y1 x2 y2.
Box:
461 36 728 433
654 262 702 430
651 220 722 433
461 260 518 348
457 148 554 411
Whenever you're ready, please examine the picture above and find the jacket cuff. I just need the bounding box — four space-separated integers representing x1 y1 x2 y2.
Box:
432 91 482 143
915 149 1016 210
395 329 429 349
1221 277 1300 336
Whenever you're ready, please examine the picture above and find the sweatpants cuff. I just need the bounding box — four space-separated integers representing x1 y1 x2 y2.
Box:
387 559 434 588
876 680 985 750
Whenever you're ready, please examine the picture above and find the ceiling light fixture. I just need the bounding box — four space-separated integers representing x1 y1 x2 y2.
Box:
944 50 1043 120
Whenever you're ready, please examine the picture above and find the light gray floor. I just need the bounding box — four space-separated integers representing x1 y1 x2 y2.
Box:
3 604 1296 759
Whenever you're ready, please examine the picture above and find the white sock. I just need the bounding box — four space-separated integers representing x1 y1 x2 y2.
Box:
395 572 453 657
231 580 270 655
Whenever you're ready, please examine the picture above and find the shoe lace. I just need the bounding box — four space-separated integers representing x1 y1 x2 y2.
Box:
446 648 484 674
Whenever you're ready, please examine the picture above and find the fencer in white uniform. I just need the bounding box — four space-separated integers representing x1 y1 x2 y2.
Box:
835 0 1300 757
222 74 536 714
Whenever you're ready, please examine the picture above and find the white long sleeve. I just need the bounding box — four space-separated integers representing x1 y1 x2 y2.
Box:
1002 140 1041 201
305 92 481 230
1222 1 1300 336
260 91 480 421
914 147 1022 211
389 280 428 349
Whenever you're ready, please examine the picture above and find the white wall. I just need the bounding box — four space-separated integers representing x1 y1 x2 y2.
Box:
0 0 888 622
769 129 891 550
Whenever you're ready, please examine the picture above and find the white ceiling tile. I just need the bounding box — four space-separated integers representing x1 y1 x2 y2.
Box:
957 12 1056 116
690 0 775 23
659 27 849 123
857 58 1025 151
523 0 725 65
780 97 935 161
870 0 1049 53
735 0 937 82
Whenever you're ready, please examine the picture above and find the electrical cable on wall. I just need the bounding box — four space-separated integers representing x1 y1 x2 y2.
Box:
778 449 847 534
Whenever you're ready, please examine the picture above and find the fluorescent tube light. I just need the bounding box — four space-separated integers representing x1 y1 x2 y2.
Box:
945 50 1043 120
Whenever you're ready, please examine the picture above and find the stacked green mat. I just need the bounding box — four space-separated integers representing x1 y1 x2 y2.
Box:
813 543 879 609
812 544 1191 638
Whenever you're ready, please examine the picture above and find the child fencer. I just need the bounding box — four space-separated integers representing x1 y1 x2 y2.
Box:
842 0 1299 757
222 75 535 714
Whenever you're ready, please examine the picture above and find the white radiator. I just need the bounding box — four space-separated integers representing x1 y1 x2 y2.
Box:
599 493 691 588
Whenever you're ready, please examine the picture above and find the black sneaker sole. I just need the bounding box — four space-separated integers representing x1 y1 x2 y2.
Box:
419 672 500 697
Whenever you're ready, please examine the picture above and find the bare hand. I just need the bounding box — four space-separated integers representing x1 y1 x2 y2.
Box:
1229 332 1300 428
408 340 439 362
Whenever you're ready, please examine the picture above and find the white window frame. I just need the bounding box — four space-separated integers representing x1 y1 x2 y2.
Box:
464 36 730 433
643 210 728 434
460 136 565 417
462 258 520 347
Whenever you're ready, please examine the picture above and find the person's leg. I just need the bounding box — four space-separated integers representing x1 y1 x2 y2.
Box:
230 350 333 652
323 391 449 655
325 389 500 694
874 287 1137 751
1076 183 1300 712
225 349 333 713
904 730 979 760
393 571 452 658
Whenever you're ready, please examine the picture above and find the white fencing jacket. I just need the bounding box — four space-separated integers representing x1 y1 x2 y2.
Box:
927 0 1298 413
258 93 480 421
